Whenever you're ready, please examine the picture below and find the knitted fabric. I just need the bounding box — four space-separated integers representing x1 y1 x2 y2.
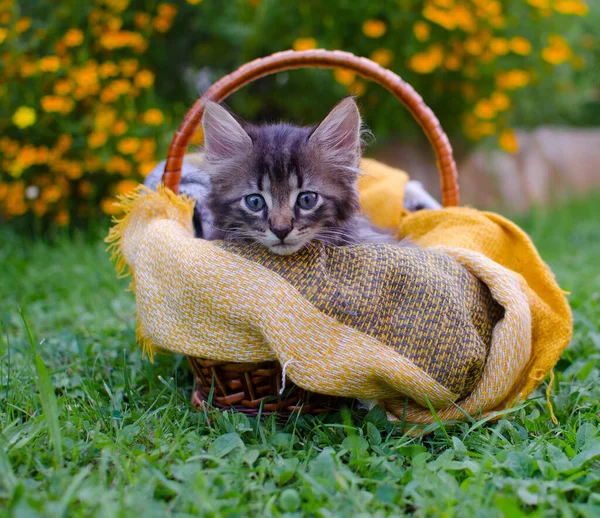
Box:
106 159 572 423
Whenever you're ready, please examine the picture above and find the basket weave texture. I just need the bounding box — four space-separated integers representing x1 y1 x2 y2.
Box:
159 49 462 416
106 50 571 421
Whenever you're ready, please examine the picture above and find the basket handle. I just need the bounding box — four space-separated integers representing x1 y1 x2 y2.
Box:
162 49 459 207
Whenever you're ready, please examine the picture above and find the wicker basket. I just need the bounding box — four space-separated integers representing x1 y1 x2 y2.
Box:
161 49 460 416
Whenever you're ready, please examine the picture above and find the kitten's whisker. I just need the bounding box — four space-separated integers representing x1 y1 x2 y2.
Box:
315 229 360 246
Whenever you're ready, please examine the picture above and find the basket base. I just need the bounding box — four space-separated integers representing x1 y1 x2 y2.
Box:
187 356 344 417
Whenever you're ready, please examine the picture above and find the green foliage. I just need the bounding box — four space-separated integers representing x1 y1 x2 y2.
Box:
0 0 180 225
1 193 599 515
181 0 599 143
1 0 598 228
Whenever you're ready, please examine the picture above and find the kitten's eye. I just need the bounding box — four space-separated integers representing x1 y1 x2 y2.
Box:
297 191 319 210
244 194 266 212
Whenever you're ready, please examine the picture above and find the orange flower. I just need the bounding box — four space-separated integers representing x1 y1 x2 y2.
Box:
110 79 131 95
117 137 140 155
114 179 139 195
408 44 443 74
84 154 102 172
39 56 61 72
142 108 164 126
59 98 75 115
139 161 157 177
94 109 117 129
153 17 173 33
134 12 151 29
422 5 455 30
70 62 100 99
452 4 476 32
20 61 37 77
15 146 37 172
88 132 108 149
55 210 70 226
0 137 19 156
490 91 511 111
499 128 519 153
33 199 48 217
464 38 483 56
41 96 65 112
78 180 93 198
99 61 119 79
362 19 386 38
474 99 496 119
99 31 146 51
370 49 393 67
510 37 532 56
56 135 73 153
15 17 31 33
542 34 572 65
495 69 530 90
119 59 139 77
106 15 124 32
100 87 119 104
135 138 157 161
42 185 62 203
54 79 72 95
140 138 156 155
554 0 589 16
101 197 121 215
107 156 132 175
489 37 510 56
64 162 83 180
413 21 431 42
333 69 355 86
443 54 461 71
490 15 507 28
478 121 496 137
5 190 27 215
134 70 154 88
292 38 317 52
36 147 49 164
112 120 129 136
64 28 84 47
158 3 178 18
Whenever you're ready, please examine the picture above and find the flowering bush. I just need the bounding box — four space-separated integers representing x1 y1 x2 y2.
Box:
187 0 596 154
0 0 180 225
1 0 597 226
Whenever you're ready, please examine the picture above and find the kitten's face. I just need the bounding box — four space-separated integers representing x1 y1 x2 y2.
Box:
203 99 362 255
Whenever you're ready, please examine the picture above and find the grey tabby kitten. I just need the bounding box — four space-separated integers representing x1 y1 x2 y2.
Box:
144 99 441 252
202 97 398 255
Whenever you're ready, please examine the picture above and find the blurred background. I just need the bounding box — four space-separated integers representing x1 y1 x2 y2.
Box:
1 0 599 230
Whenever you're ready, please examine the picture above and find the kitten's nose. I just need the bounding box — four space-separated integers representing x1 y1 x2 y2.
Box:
270 224 293 241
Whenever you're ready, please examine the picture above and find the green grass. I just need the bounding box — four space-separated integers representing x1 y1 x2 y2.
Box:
1 195 599 517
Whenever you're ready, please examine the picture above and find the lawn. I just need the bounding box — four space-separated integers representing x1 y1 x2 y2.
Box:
1 194 599 517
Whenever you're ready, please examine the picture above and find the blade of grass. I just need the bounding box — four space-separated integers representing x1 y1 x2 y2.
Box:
20 311 63 465
35 354 63 466
19 307 37 355
423 396 451 443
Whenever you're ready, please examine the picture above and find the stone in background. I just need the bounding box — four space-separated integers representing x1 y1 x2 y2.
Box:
372 127 600 212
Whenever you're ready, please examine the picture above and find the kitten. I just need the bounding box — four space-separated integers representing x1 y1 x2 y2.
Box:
202 98 398 255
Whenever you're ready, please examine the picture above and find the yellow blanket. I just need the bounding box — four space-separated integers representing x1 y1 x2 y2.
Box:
107 158 572 424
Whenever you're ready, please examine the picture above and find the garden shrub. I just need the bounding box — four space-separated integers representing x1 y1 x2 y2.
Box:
0 0 596 226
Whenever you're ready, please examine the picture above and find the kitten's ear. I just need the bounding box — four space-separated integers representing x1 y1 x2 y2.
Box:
202 101 252 162
308 97 362 168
